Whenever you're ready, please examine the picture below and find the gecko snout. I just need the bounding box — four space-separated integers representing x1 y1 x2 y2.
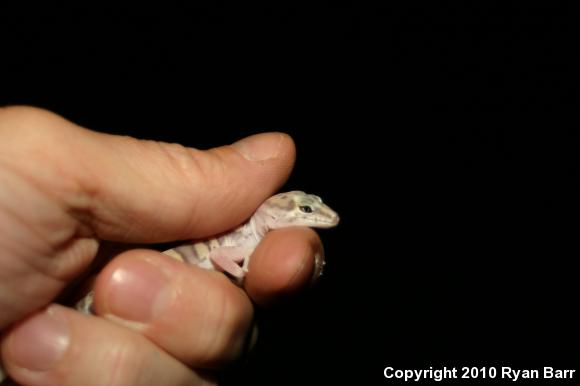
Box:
319 211 339 227
330 213 340 226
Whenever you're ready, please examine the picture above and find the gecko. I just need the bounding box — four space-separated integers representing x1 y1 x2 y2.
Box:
76 191 339 314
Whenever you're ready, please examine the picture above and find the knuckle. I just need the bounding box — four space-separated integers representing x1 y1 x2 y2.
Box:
143 141 239 232
0 106 78 165
0 106 68 137
153 140 203 182
0 105 52 120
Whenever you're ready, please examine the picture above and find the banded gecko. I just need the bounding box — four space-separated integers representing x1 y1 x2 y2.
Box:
76 191 339 314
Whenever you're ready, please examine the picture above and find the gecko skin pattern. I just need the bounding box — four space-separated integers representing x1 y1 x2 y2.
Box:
76 191 339 314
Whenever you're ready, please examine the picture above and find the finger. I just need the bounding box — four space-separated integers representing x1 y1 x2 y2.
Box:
0 106 296 241
1 305 215 386
92 249 254 368
245 227 325 306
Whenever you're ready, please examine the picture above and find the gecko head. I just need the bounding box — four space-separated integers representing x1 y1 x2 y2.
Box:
259 191 340 230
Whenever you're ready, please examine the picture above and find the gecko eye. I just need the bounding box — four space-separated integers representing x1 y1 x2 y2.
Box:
299 205 313 213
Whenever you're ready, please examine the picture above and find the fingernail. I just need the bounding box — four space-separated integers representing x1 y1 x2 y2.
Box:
310 247 326 285
104 258 173 324
6 306 70 371
232 133 284 161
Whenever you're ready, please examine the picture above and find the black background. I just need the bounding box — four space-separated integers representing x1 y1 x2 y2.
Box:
1 4 578 385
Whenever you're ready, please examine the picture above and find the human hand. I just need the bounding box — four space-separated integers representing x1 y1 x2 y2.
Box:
0 107 324 385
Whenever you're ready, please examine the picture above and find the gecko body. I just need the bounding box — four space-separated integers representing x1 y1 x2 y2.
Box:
76 191 339 314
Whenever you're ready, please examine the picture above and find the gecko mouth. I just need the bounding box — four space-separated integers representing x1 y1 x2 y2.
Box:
318 216 340 227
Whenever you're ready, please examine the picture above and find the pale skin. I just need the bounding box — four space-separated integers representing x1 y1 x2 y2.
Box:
0 107 326 385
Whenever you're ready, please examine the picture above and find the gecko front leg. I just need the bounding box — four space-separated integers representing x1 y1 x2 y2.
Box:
208 246 252 279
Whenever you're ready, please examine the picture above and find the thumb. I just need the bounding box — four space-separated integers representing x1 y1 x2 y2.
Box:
2 107 296 242
78 128 295 241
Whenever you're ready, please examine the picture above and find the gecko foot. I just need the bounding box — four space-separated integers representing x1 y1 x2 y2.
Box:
210 254 245 279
